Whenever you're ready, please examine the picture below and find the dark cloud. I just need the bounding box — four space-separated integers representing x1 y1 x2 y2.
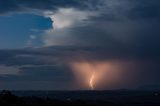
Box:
0 0 160 89
0 0 160 20
47 0 160 61
0 46 159 89
0 45 160 66
0 0 101 15
126 0 160 20
0 65 72 82
1 0 160 52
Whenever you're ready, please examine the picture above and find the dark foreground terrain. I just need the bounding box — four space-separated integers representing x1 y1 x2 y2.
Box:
0 90 160 106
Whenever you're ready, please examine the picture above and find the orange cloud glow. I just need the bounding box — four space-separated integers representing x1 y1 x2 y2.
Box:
69 59 126 90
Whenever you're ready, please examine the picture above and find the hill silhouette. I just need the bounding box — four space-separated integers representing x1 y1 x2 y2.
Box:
0 90 160 106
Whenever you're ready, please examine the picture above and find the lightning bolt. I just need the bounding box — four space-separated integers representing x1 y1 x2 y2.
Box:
89 71 95 90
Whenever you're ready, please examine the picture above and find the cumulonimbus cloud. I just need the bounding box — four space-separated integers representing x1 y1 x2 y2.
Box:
0 0 160 90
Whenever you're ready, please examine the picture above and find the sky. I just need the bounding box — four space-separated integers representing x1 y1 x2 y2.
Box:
0 0 160 90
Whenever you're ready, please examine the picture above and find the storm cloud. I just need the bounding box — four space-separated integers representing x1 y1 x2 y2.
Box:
0 46 159 89
0 0 160 89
